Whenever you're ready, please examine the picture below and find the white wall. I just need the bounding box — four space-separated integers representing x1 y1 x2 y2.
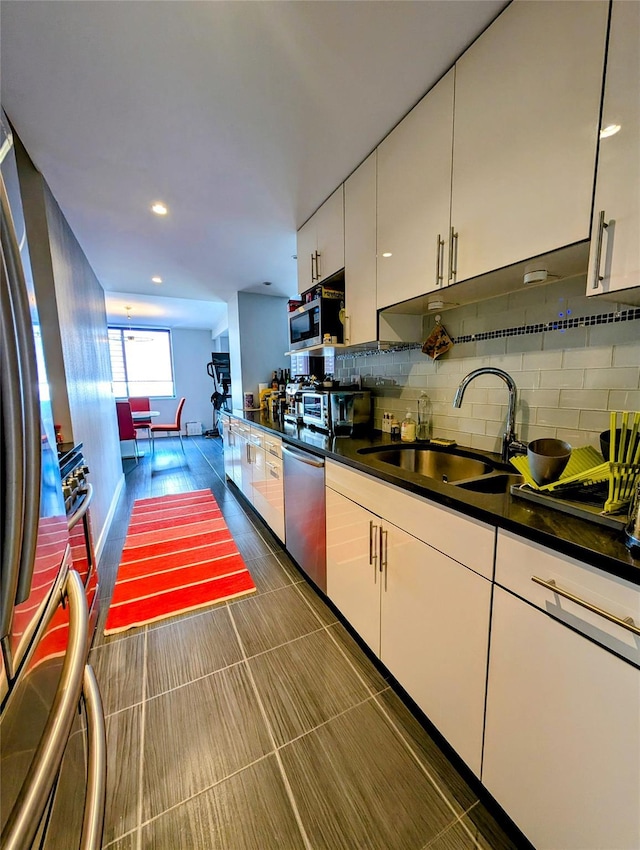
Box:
147 329 219 434
228 292 290 410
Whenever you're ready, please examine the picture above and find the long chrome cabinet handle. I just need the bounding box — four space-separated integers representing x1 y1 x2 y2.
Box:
1 569 89 850
0 172 41 606
80 664 106 850
448 225 458 283
531 576 640 636
591 210 609 290
380 527 388 591
68 483 94 531
310 252 315 282
435 234 445 287
369 520 378 582
314 250 321 282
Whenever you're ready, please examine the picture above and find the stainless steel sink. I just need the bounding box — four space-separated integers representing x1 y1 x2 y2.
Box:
357 445 494 483
455 472 524 494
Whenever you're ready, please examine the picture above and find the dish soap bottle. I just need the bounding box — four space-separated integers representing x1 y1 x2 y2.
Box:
401 410 416 442
417 392 432 441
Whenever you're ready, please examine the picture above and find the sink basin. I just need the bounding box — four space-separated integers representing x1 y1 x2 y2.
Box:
455 473 525 494
358 445 494 483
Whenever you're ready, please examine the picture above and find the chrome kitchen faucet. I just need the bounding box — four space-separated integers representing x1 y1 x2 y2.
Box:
453 367 527 463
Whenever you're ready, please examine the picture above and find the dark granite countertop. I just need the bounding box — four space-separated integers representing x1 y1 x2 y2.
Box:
230 409 640 586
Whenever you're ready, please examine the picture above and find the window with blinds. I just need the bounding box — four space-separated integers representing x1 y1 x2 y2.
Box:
108 327 175 398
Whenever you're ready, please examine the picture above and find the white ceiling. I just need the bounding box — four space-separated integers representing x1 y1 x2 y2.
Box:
1 0 507 332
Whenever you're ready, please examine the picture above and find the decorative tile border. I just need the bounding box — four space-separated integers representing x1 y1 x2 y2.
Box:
337 307 640 359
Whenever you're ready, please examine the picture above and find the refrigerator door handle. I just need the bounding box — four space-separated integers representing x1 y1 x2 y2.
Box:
1 569 88 850
80 664 106 850
68 483 94 531
0 172 41 606
0 250 25 640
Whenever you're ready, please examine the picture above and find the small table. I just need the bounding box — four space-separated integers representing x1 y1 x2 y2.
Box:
131 410 160 421
122 411 160 460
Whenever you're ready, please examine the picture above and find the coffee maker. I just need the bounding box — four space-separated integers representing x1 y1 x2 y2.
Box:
329 391 371 436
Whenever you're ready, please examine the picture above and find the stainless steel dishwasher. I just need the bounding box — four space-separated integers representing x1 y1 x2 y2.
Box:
282 443 326 592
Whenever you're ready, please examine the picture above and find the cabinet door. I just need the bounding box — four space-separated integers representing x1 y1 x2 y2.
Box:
380 523 491 776
325 488 381 654
377 69 454 309
344 151 377 345
587 0 640 297
483 587 640 850
250 442 266 513
451 0 608 284
315 185 344 284
236 427 252 501
254 450 284 543
296 218 317 294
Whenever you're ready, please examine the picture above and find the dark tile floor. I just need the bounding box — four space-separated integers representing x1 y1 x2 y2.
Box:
92 435 524 850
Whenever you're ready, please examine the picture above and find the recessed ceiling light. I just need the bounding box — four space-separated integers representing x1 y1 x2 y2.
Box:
151 276 162 284
600 123 621 139
382 252 393 258
263 281 272 286
151 201 168 216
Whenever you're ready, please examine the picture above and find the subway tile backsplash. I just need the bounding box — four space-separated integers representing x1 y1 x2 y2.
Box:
336 277 640 454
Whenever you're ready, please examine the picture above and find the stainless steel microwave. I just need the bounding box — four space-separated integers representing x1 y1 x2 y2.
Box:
288 296 344 351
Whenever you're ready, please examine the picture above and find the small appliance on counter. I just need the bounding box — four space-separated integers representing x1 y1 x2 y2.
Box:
300 388 371 435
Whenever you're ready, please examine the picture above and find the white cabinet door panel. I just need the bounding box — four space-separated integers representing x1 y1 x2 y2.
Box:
587 0 640 297
315 185 344 284
344 151 377 345
326 487 381 654
376 69 454 308
451 0 608 283
381 524 491 776
483 587 640 850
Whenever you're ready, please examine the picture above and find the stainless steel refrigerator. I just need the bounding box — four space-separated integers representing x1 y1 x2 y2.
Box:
0 109 106 849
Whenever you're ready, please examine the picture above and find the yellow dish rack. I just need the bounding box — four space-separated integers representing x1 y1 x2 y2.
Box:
510 411 640 515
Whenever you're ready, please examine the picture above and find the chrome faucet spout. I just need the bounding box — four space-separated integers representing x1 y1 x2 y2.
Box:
453 367 519 463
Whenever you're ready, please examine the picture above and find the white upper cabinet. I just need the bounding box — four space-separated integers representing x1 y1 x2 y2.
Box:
450 0 608 285
587 0 640 299
344 151 378 345
296 185 344 294
376 69 454 309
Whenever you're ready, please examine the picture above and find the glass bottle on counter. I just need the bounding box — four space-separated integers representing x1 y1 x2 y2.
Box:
400 410 416 442
417 392 432 441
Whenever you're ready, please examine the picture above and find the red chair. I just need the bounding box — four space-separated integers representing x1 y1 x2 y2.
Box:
150 397 186 453
116 400 139 464
128 396 152 440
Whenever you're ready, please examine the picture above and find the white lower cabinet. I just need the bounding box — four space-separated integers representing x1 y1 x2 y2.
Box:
223 420 284 541
483 585 640 850
326 484 491 776
251 439 284 543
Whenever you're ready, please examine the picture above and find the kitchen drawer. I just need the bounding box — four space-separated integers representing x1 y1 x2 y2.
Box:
262 434 282 459
496 530 640 666
325 460 495 579
235 422 251 439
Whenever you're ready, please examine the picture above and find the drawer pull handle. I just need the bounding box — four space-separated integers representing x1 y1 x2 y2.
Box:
531 576 640 636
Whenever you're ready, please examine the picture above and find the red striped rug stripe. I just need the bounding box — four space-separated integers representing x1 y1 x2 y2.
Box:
127 507 222 535
104 490 255 635
104 571 256 633
119 517 229 550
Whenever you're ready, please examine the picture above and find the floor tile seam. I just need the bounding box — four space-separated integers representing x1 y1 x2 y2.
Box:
144 611 247 700
421 802 486 850
371 692 471 825
274 691 383 752
136 752 274 833
290 579 339 628
241 622 330 662
226 577 306 607
102 826 138 849
323 622 391 699
136 628 149 850
226 603 314 850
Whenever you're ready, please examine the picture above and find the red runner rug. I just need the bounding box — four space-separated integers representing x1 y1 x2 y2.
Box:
104 489 256 634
